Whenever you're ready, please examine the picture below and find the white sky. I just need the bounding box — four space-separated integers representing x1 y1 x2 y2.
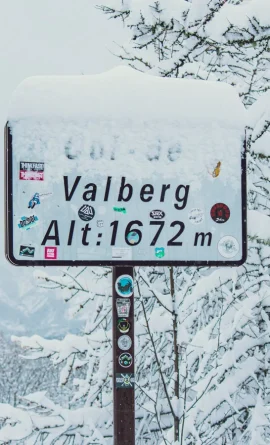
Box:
0 0 128 268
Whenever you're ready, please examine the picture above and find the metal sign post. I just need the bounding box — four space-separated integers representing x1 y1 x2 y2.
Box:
112 266 135 445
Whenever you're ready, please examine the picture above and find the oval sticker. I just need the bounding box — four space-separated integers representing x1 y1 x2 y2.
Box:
188 208 204 225
150 210 165 220
118 335 132 351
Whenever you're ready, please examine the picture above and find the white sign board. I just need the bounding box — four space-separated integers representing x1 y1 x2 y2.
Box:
5 67 247 266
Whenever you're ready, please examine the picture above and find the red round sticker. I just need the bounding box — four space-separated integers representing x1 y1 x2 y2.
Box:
210 203 230 223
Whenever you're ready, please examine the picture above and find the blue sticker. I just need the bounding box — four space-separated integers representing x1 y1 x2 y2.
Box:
155 247 165 258
28 193 40 209
127 231 140 245
115 275 134 298
18 215 38 230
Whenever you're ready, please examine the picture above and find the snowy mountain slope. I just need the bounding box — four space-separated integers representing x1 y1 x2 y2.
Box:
0 263 81 337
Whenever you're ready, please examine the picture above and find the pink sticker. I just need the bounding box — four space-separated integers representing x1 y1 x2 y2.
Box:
45 247 57 260
19 162 44 181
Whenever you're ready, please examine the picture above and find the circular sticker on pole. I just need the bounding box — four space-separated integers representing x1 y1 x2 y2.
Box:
188 208 204 225
115 275 134 298
118 335 132 351
218 236 239 258
117 318 131 334
210 203 230 224
78 205 95 221
119 352 133 368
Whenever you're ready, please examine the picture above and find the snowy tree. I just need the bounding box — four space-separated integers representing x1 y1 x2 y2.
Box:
0 333 63 407
97 1 270 441
0 268 114 444
1 0 270 444
98 0 270 106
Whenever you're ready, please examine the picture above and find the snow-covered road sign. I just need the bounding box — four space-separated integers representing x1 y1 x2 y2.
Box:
5 67 247 266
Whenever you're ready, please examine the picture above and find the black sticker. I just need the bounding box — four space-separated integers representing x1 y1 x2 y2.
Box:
116 373 135 388
119 352 133 368
210 203 230 223
117 318 131 334
78 205 95 221
19 245 35 258
150 210 165 220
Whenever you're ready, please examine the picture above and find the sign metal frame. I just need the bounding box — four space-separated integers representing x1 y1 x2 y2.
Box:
5 124 247 267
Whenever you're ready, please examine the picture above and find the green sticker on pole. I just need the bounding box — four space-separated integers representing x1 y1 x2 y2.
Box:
117 319 131 334
119 353 133 368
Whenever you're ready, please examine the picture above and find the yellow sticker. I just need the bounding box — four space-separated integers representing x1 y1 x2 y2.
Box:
211 161 221 178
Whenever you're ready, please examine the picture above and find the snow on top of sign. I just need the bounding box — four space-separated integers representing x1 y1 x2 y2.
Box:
8 67 246 185
9 66 245 124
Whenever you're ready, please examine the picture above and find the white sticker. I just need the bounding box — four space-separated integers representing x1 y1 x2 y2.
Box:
218 236 239 258
188 208 204 225
116 299 131 317
118 335 132 351
112 247 132 260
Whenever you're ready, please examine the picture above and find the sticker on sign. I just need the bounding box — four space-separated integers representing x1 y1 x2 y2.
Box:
19 162 44 181
116 373 135 389
5 67 247 266
112 247 132 261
